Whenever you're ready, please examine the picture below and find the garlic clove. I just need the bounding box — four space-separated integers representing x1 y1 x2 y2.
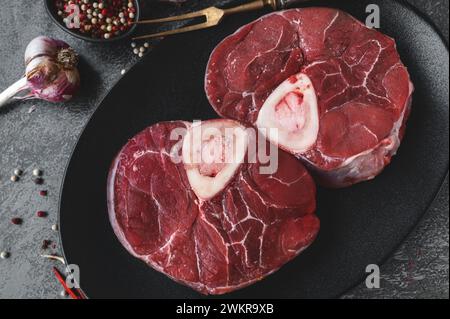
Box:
24 36 68 66
26 56 61 89
32 69 80 103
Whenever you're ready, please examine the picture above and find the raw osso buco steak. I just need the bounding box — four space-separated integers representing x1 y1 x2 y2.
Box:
108 120 319 294
108 7 413 295
206 7 414 187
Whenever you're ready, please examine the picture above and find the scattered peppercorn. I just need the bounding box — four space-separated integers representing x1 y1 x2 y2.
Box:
42 240 52 250
34 177 44 185
0 251 10 259
11 218 23 225
51 224 59 232
10 175 19 182
32 169 43 177
13 169 23 176
37 211 48 218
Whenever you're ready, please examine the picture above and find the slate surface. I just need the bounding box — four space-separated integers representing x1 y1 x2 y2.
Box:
0 0 448 299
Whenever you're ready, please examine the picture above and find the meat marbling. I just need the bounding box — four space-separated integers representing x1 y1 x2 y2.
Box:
205 7 414 187
107 119 319 295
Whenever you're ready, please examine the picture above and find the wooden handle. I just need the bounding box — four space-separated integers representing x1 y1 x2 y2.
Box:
223 0 268 16
221 0 310 18
276 0 311 9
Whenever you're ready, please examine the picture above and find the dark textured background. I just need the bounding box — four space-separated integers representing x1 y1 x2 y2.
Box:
0 0 448 299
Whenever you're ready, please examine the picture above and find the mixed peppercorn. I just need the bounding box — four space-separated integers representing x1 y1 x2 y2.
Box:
1 168 55 260
55 0 136 39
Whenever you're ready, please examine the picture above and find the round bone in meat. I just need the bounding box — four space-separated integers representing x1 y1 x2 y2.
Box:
205 8 414 187
182 119 248 200
107 119 319 294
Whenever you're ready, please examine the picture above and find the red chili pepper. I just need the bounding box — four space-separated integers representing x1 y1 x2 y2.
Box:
52 267 83 300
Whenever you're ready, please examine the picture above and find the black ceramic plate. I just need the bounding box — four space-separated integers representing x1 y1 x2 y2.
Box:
59 0 449 298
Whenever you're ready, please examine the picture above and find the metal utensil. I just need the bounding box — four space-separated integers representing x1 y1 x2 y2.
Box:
132 0 310 40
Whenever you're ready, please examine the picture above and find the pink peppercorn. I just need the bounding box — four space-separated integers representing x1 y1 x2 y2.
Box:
55 0 135 39
11 218 23 225
37 211 48 218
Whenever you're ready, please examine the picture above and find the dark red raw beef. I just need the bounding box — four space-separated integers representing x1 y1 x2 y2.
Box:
107 120 319 295
205 8 414 187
